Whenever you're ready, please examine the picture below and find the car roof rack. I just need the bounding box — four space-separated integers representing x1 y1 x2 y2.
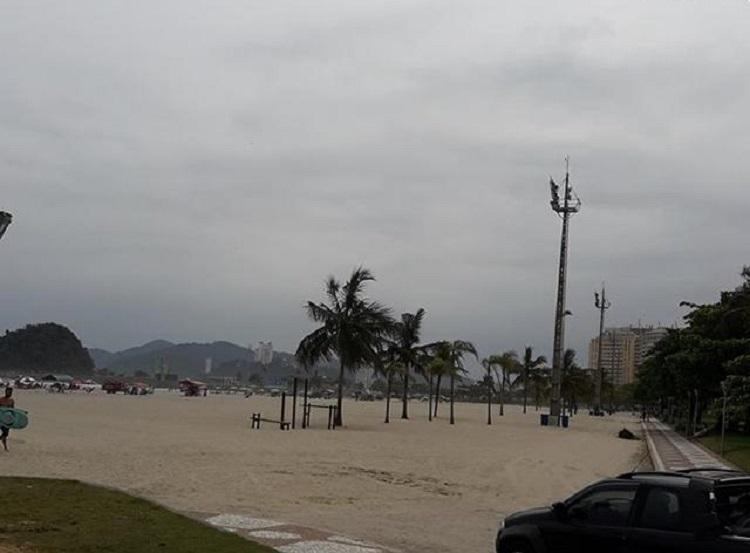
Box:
618 471 690 480
676 468 744 474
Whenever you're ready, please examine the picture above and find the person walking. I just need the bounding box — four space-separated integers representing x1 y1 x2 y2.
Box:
0 387 15 451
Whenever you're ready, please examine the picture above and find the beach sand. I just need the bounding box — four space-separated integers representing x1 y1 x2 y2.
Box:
1 390 645 553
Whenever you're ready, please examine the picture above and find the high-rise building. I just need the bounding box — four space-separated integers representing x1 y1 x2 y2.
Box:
588 326 668 386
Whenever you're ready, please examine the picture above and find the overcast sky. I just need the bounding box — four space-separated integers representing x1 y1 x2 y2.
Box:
1 1 749 370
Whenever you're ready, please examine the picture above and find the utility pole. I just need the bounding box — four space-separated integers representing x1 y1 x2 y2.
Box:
548 158 581 421
610 330 616 413
721 380 728 457
594 284 611 415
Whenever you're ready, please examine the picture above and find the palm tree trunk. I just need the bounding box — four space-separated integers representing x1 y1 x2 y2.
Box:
434 375 442 417
401 366 409 419
336 358 345 426
523 367 528 414
499 369 505 416
487 374 492 425
428 374 433 422
449 373 455 425
385 372 392 423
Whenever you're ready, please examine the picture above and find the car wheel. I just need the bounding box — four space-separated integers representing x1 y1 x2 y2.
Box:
498 538 534 553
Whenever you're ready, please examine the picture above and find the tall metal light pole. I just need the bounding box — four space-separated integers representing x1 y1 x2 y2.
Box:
721 380 728 457
548 158 581 421
610 329 616 413
594 284 611 415
0 211 12 241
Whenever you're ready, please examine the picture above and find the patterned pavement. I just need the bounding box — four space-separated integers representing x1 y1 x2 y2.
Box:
194 512 398 553
643 419 730 471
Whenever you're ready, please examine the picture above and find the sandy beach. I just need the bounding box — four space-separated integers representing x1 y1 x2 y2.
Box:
1 389 645 553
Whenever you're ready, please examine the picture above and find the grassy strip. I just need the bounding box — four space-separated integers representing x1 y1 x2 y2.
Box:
699 433 750 472
0 477 276 553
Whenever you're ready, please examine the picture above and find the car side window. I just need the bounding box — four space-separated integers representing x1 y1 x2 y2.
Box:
638 488 683 532
568 488 637 527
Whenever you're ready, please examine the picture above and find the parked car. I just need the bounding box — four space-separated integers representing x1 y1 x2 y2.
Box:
496 468 750 553
102 380 128 394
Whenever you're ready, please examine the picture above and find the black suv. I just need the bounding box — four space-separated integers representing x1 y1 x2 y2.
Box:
496 468 750 552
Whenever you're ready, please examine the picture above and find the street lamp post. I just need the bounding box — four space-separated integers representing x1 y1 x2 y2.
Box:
0 211 12 241
594 284 611 416
721 380 728 457
548 158 581 422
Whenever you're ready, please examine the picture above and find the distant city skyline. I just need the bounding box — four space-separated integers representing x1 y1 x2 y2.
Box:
2 1 748 368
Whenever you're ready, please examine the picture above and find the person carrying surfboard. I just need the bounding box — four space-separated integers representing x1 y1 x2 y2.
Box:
0 387 15 451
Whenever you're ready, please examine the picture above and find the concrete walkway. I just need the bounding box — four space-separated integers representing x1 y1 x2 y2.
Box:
643 419 731 471
191 511 399 553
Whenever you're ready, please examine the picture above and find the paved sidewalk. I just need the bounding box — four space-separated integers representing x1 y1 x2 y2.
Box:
643 419 731 471
191 512 399 553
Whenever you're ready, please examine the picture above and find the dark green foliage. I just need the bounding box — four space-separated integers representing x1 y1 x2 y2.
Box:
387 309 427 419
0 323 94 375
561 349 593 412
426 340 478 424
296 267 394 425
0 477 274 553
521 347 546 414
636 267 750 426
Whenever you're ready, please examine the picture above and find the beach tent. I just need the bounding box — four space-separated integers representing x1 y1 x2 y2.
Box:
179 379 208 397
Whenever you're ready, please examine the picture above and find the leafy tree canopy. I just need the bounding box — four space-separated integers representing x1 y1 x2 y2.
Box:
636 266 750 404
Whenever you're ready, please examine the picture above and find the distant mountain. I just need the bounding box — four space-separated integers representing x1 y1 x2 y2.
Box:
87 340 175 370
88 348 116 368
87 339 337 381
1 322 94 375
117 340 175 359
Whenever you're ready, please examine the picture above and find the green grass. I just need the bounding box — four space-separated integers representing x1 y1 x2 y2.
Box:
0 477 275 553
699 433 750 472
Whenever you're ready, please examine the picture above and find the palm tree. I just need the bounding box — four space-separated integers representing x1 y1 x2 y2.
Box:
383 363 402 423
428 355 448 418
387 309 427 420
428 340 478 424
530 365 551 410
521 347 547 414
296 267 393 426
481 358 495 425
371 347 401 424
485 351 519 416
561 349 592 416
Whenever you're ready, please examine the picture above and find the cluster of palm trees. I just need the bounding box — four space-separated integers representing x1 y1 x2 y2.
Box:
295 267 595 427
296 267 479 425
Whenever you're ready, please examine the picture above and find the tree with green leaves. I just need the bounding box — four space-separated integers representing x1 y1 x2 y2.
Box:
481 358 495 424
484 351 519 416
296 267 394 426
529 365 551 410
386 309 427 420
561 349 591 415
521 347 547 414
427 340 478 424
636 267 750 430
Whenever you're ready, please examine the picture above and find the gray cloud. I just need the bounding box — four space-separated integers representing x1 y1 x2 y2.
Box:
1 0 750 373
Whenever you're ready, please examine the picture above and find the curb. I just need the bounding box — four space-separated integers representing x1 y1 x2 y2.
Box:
641 421 665 471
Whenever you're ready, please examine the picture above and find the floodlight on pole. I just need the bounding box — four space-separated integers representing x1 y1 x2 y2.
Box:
0 211 12 241
594 283 611 415
548 157 581 422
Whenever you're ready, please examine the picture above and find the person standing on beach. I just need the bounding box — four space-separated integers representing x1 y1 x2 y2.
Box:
0 387 15 451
